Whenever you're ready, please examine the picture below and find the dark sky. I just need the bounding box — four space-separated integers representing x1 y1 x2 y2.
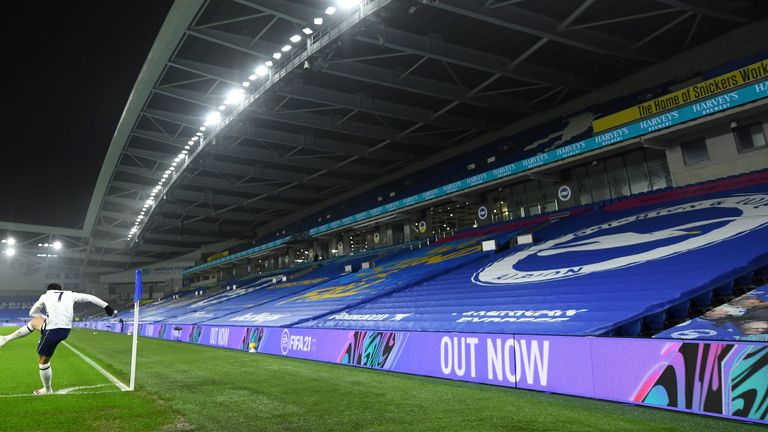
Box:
1 1 173 228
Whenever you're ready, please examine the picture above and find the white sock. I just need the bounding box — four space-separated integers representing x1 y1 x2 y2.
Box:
39 363 52 393
6 324 34 341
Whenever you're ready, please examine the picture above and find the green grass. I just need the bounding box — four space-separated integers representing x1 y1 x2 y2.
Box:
0 327 763 432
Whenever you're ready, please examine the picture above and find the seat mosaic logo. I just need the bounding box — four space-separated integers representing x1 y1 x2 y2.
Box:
473 195 768 284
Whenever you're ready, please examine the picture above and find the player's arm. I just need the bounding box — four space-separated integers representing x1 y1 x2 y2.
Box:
73 292 115 316
29 296 46 318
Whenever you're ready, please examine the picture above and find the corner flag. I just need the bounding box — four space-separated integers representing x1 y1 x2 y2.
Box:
130 269 142 391
134 269 142 302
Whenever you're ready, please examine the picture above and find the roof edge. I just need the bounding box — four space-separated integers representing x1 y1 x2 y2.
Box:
81 0 205 237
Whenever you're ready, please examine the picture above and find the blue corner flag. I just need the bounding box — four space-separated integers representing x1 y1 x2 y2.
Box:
134 269 142 303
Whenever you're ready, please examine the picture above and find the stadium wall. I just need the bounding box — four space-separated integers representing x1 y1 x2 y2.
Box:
74 321 767 424
666 112 768 186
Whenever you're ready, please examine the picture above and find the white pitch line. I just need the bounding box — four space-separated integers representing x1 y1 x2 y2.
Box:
0 389 121 398
62 341 130 391
58 383 112 394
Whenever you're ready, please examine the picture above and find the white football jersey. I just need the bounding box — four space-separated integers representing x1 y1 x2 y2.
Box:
30 290 108 330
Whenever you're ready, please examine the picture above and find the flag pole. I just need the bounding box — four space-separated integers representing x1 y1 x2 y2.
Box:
129 269 142 391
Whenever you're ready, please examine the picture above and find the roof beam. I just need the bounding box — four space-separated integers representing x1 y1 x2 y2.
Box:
322 60 534 112
168 58 241 86
421 0 659 61
151 216 250 234
144 89 424 161
230 0 320 25
124 140 374 179
275 81 494 131
246 108 439 150
104 196 261 222
114 166 319 201
167 188 304 211
140 231 223 244
655 0 748 23
89 238 194 253
109 180 303 211
193 158 355 188
230 122 417 161
186 27 279 60
355 22 600 89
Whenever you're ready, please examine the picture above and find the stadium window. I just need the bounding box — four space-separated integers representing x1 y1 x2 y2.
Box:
734 122 767 153
645 149 672 190
588 162 610 202
605 155 630 198
680 138 709 165
569 166 592 205
624 150 651 195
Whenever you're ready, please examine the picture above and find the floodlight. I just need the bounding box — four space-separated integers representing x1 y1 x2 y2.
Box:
338 0 360 9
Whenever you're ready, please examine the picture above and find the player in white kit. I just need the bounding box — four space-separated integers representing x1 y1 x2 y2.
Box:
0 283 114 395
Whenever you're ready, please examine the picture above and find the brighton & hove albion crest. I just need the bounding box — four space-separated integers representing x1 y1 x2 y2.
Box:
473 194 768 285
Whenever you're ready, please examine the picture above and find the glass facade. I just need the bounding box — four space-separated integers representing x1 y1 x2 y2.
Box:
567 148 671 205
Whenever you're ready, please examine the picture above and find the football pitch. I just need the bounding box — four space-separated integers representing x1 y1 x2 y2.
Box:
0 327 762 432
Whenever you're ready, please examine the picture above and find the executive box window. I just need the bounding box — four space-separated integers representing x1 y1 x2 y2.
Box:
681 138 709 165
734 123 767 152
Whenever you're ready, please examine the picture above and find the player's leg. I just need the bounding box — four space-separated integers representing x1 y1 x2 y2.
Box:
0 317 45 347
34 354 53 395
33 327 69 395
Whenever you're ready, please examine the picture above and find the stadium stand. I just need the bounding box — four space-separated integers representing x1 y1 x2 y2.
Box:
200 226 531 327
303 179 768 336
0 296 36 322
162 252 391 324
86 170 768 341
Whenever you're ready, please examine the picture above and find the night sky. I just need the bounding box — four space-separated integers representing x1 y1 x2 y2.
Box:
1 1 173 228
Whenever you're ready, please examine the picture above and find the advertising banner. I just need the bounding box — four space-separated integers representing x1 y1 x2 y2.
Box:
76 321 767 423
593 59 768 132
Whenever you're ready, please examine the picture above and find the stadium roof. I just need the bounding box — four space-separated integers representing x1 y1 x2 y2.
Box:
2 0 767 275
